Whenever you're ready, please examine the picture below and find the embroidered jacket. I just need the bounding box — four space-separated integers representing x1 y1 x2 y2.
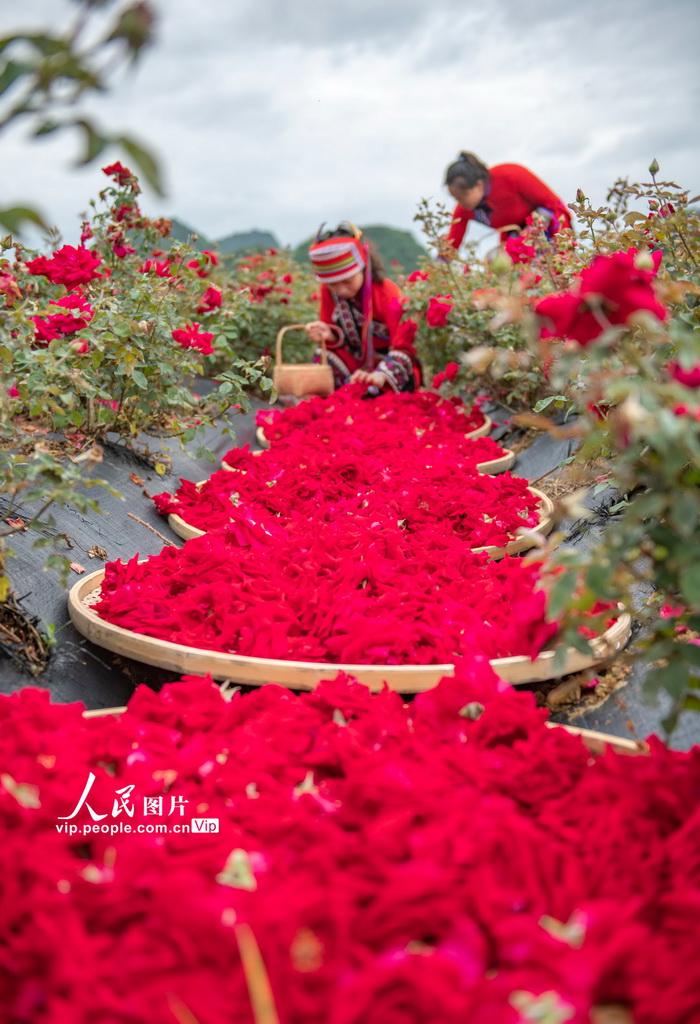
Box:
447 163 572 248
318 278 421 392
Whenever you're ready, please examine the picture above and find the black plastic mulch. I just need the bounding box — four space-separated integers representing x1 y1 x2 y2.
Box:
1 397 698 751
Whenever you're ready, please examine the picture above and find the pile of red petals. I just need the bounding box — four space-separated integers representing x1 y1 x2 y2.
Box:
1 670 699 1023
157 444 540 547
97 514 562 662
253 387 487 446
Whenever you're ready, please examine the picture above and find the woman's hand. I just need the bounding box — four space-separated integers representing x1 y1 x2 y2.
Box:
349 369 387 389
305 321 335 345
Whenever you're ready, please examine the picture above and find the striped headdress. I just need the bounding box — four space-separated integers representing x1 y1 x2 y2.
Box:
308 224 367 284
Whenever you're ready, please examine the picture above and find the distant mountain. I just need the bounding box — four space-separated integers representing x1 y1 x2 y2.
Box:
167 220 279 255
216 230 279 255
168 218 215 251
165 219 425 270
294 225 428 274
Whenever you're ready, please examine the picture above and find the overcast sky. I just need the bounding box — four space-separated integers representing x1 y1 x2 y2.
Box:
2 0 699 249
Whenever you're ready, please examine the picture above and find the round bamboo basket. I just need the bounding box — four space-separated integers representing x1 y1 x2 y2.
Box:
80 705 645 756
254 414 493 452
166 482 553 554
68 569 631 691
246 429 514 475
474 449 516 475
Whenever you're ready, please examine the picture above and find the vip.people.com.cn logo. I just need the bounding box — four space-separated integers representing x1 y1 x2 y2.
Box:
55 772 219 836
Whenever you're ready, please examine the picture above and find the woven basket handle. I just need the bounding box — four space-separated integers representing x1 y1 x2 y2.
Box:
275 325 329 366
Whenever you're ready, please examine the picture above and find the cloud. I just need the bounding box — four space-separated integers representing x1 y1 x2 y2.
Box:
1 0 698 249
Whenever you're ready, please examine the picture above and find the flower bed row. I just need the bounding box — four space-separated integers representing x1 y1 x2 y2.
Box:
1 671 698 1023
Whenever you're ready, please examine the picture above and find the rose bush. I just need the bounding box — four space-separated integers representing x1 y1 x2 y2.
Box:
1 164 268 443
0 165 268 590
219 247 319 367
406 168 700 728
527 169 700 729
403 199 576 411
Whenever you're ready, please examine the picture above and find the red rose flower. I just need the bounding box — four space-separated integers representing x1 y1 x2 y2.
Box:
25 245 103 289
536 248 666 347
0 267 21 304
408 270 429 283
667 361 700 388
197 286 223 314
102 161 134 185
504 236 536 264
426 295 453 327
171 322 214 355
139 258 174 277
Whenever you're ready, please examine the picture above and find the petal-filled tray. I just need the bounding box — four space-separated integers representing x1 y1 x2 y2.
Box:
165 484 554 556
247 429 514 475
255 414 494 452
69 569 631 692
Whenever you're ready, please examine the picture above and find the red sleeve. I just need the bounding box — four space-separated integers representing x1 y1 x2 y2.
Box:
373 279 422 388
509 166 572 232
446 205 473 249
372 279 405 345
319 284 335 324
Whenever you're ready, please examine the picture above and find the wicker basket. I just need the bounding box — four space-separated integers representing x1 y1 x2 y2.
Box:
272 325 334 398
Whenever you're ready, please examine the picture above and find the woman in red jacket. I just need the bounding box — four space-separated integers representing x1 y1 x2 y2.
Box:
306 223 421 393
444 152 572 250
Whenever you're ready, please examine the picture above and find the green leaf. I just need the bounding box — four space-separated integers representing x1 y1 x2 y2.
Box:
547 571 577 619
0 205 48 234
568 631 594 657
660 660 689 700
131 369 148 389
533 395 567 413
679 563 700 606
118 136 163 196
73 118 110 166
32 118 61 136
0 58 31 97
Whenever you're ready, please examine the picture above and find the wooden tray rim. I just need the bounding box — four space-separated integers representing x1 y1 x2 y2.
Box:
68 568 631 691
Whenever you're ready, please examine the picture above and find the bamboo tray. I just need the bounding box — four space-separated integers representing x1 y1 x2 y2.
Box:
81 706 645 756
68 569 631 691
166 484 554 555
254 414 493 452
241 432 514 475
